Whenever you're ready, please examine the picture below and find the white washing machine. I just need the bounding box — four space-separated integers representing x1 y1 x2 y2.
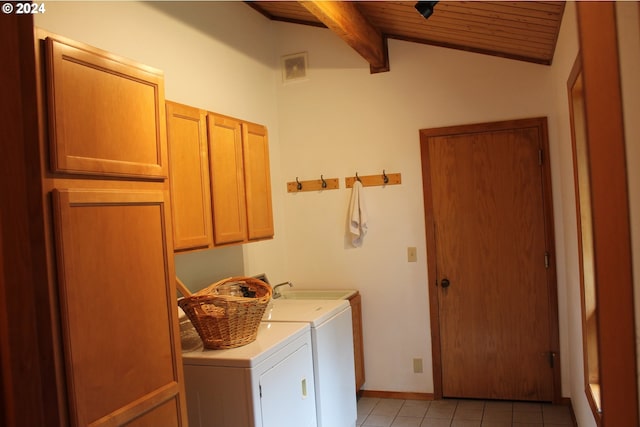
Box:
262 299 357 427
181 321 317 427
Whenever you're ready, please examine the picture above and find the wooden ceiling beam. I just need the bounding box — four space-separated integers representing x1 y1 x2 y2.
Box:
298 1 389 73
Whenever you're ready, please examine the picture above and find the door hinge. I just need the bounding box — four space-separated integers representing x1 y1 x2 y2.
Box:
259 384 262 398
544 252 550 269
538 148 543 166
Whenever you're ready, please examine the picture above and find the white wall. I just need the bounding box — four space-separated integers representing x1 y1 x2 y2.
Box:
273 7 580 398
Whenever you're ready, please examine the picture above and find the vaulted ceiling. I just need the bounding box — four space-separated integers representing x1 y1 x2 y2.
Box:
247 1 566 72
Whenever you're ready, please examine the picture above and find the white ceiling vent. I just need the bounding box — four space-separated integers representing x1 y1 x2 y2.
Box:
281 52 308 83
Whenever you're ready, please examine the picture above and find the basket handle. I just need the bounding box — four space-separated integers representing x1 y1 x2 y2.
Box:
176 277 192 297
193 276 233 296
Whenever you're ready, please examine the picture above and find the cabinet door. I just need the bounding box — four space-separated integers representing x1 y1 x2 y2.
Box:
51 188 187 427
243 122 274 240
208 113 247 245
166 102 213 251
45 36 167 179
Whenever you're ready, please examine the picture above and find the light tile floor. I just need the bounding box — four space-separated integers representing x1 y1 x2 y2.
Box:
357 397 575 427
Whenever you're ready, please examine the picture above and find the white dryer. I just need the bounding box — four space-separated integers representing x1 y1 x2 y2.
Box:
262 299 357 427
181 321 317 427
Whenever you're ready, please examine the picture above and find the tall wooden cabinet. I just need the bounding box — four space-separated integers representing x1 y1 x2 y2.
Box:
36 31 188 427
167 107 274 252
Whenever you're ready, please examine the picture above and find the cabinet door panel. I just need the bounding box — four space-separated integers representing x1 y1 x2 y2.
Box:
123 398 182 427
166 102 213 251
45 37 167 179
243 122 274 240
208 113 247 245
51 189 186 427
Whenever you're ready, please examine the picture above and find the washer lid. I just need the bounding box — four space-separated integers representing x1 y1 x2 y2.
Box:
181 321 310 368
262 299 350 326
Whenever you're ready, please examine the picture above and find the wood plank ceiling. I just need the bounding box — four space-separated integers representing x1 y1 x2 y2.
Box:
246 1 566 72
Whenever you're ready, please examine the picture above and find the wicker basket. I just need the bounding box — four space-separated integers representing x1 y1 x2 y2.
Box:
178 276 272 350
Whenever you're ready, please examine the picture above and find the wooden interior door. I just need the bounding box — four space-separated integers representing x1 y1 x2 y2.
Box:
51 188 187 426
420 118 559 402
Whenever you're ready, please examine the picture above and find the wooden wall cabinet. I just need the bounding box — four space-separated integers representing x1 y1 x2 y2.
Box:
44 36 168 179
208 113 274 246
167 108 274 251
38 32 188 427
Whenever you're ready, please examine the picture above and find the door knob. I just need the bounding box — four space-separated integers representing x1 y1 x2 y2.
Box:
441 278 450 288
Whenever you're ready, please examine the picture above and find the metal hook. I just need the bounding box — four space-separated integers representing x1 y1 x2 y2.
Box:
296 177 302 190
321 175 327 188
355 172 361 182
383 169 389 184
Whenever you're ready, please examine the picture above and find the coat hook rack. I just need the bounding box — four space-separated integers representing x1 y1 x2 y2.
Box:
287 175 340 192
345 170 402 188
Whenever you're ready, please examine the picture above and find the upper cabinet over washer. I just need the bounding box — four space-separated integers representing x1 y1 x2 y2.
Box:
166 102 213 251
208 113 274 246
208 113 248 245
242 121 274 241
44 36 168 179
167 105 274 252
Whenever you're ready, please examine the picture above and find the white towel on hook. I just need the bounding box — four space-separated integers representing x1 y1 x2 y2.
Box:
349 180 368 247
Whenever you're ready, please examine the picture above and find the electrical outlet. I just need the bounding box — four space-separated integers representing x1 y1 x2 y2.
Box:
413 358 423 373
407 247 417 262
